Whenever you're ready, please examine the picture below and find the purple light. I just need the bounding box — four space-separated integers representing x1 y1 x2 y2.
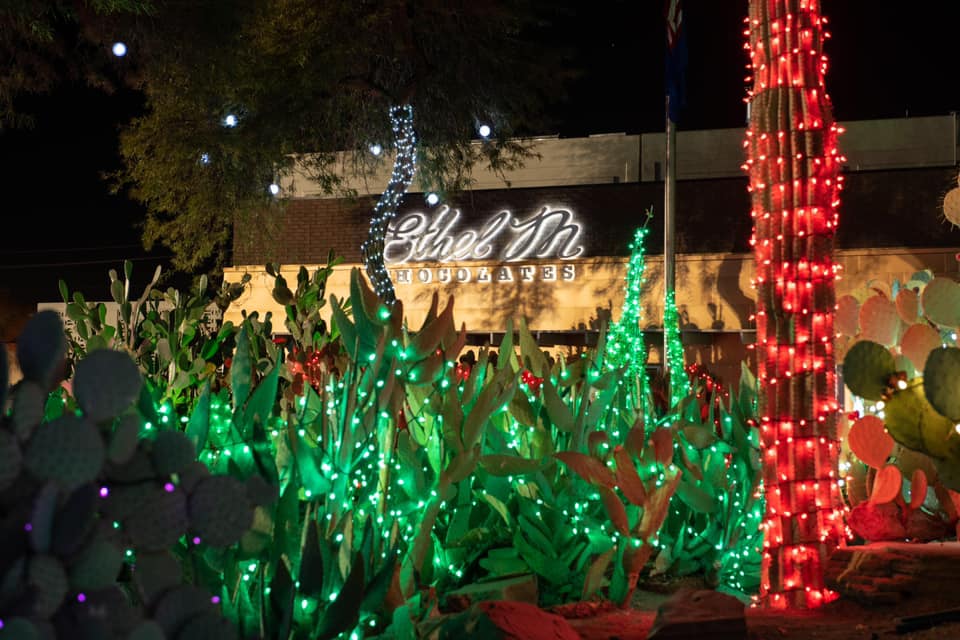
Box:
24 523 32 532
99 487 109 498
210 596 221 604
164 482 175 493
77 593 86 603
192 536 202 545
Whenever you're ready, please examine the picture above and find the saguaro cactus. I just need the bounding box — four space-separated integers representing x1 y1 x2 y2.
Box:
744 0 846 608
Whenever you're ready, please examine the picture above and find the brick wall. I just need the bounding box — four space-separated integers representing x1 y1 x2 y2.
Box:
233 167 960 267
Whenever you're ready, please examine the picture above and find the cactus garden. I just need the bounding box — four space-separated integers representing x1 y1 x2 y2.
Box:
0 255 771 639
5 256 960 639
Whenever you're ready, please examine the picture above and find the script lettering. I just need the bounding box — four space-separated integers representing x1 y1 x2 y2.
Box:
385 204 584 264
502 207 584 261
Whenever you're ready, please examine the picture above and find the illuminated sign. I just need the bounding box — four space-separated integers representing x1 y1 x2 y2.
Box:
392 263 576 285
384 205 584 264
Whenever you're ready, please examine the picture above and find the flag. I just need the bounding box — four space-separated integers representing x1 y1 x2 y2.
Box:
665 0 687 123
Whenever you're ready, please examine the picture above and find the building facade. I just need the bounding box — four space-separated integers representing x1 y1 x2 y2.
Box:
225 115 960 385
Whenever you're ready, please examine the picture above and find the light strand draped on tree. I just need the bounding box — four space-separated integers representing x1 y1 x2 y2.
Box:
361 104 417 306
744 0 847 609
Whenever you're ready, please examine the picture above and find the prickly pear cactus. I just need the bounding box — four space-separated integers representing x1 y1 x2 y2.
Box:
924 347 960 422
24 416 105 490
1 311 243 636
187 476 254 548
842 341 897 401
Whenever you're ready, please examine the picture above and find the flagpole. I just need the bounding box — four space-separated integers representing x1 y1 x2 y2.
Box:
664 94 677 380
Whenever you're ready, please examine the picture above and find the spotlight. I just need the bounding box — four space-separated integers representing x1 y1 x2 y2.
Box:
426 193 439 205
478 124 491 138
269 183 280 196
112 42 127 57
223 114 238 128
369 143 382 156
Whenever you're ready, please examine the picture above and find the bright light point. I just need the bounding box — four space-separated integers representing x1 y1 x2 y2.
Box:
223 114 238 127
112 42 127 57
369 143 382 156
200 152 210 165
269 183 280 195
426 192 439 205
955 423 960 435
478 124 491 138
896 379 907 390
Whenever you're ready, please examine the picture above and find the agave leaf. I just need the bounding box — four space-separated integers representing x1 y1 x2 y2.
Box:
329 294 357 359
508 389 537 427
582 547 616 599
513 529 567 585
266 558 295 640
481 492 512 525
298 520 324 598
241 364 279 438
675 476 718 513
613 446 647 506
638 468 682 539
681 422 718 449
176 381 207 452
230 325 252 413
599 486 630 535
518 317 549 377
554 451 615 488
360 552 399 615
408 296 456 361
541 379 574 433
479 454 543 477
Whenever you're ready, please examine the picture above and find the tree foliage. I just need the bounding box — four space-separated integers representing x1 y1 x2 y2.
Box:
3 1 576 272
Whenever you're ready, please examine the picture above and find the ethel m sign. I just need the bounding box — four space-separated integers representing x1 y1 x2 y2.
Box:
385 204 584 284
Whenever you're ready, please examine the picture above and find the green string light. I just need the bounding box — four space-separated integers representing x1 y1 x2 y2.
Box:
603 220 653 423
664 288 689 407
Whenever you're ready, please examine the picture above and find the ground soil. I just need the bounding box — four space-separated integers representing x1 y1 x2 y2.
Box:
551 577 960 640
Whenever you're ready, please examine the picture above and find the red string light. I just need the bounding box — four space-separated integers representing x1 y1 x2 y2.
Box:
744 0 846 609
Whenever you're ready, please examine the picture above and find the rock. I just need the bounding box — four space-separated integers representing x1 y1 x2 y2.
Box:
429 600 581 640
646 589 746 640
443 575 538 612
827 542 960 606
847 501 952 542
847 502 906 541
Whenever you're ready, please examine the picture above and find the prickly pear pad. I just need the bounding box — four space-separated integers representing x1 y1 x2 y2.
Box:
842 340 897 401
924 346 960 422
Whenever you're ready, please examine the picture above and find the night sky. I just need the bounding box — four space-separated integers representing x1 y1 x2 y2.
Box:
1 1 959 322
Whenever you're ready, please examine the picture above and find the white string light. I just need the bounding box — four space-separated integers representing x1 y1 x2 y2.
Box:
112 42 127 57
361 104 417 307
425 193 439 206
369 143 382 156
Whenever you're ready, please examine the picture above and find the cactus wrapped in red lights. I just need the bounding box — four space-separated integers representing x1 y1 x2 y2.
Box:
744 0 847 609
